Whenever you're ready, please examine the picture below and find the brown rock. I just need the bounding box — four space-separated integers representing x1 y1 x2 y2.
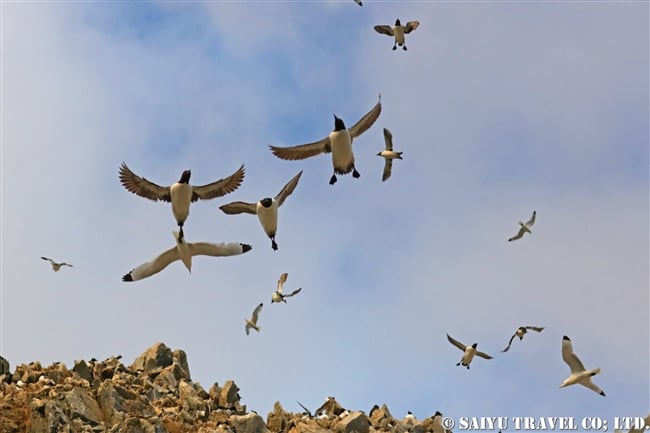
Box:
132 343 173 373
218 380 241 409
64 388 105 425
230 412 270 433
336 411 370 433
267 401 290 432
0 356 10 375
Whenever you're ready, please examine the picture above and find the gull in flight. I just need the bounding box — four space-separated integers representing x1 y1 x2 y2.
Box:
245 303 263 335
269 96 382 185
219 171 302 250
447 334 493 369
377 128 403 181
41 257 73 272
122 231 252 282
119 162 245 240
374 19 420 51
271 272 302 303
508 210 536 242
560 335 605 396
502 326 545 352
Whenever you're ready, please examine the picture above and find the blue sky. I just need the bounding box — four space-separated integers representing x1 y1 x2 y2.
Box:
1 0 648 429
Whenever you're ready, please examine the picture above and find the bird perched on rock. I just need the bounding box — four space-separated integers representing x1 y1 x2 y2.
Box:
219 171 302 250
122 231 252 282
119 162 245 240
446 334 493 369
502 326 544 352
560 335 605 396
245 303 263 335
41 257 73 272
508 210 536 242
374 19 420 51
269 97 382 185
377 128 403 181
271 273 302 303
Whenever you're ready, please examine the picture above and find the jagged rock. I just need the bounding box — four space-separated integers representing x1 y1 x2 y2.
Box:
64 388 105 425
315 397 344 416
267 401 290 432
28 398 71 432
209 382 221 400
179 380 208 412
0 356 10 375
230 412 270 433
369 404 393 428
98 381 128 426
219 380 241 409
336 411 370 433
291 419 334 433
109 416 165 433
132 343 173 373
172 349 191 379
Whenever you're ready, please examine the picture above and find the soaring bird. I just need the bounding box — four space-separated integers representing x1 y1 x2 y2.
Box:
122 231 252 282
41 257 73 272
446 334 493 369
245 303 264 335
219 171 302 250
508 210 536 242
502 326 545 352
119 162 245 240
374 19 420 51
271 272 302 303
560 335 605 396
377 128 403 181
269 97 382 185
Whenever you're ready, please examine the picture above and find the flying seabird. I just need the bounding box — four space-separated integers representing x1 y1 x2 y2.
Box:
374 19 420 51
219 171 302 250
560 335 605 396
508 210 536 242
119 162 245 240
377 128 403 181
271 272 302 303
245 303 263 335
446 334 493 369
502 326 545 352
41 257 73 272
122 231 252 282
269 97 382 185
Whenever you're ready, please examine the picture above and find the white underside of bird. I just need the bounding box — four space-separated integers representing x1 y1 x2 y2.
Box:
560 336 605 396
41 257 73 272
245 303 263 335
447 334 493 369
122 231 252 282
377 128 403 181
271 272 302 303
508 210 536 241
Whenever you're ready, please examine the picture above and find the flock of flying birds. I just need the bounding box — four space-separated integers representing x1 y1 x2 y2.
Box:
38 2 609 403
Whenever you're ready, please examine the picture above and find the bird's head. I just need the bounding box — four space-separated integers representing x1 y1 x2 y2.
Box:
376 152 382 156
260 197 273 208
395 19 401 26
179 170 191 184
333 115 346 131
563 335 571 342
471 343 478 349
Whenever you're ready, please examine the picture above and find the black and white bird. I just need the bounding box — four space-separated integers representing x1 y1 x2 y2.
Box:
446 334 493 369
272 272 302 303
245 303 264 335
374 19 420 51
119 162 245 240
269 97 382 185
377 128 403 181
432 411 452 433
508 210 536 242
41 257 73 272
122 231 252 282
560 335 605 396
502 326 545 352
219 171 302 250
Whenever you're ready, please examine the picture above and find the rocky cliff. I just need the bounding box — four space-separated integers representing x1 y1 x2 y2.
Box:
0 342 442 433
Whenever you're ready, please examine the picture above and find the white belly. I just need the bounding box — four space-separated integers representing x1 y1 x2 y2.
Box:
170 183 193 224
330 129 354 174
463 347 476 365
256 201 278 236
379 150 400 159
